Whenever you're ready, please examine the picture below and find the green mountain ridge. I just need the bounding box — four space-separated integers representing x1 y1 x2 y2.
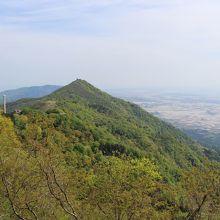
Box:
7 79 218 181
2 79 220 219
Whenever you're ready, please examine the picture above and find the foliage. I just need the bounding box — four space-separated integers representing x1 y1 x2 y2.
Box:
1 80 220 219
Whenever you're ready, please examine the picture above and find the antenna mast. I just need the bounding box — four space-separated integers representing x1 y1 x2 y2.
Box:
3 95 6 114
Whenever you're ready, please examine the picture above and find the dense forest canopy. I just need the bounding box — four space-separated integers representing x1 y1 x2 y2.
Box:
1 79 220 219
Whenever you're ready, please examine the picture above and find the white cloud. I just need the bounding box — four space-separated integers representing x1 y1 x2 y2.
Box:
0 0 180 29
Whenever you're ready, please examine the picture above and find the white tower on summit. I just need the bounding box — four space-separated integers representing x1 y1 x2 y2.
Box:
3 95 6 114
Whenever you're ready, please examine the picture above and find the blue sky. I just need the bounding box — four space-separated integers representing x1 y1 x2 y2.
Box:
1 0 220 91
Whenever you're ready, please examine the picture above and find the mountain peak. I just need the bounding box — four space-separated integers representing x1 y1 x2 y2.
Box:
66 79 97 91
69 78 90 86
73 78 89 83
48 79 106 102
7 79 110 113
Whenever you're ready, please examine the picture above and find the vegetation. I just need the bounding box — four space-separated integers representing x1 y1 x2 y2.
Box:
1 79 220 219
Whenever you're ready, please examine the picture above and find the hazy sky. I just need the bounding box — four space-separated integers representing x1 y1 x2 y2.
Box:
1 0 220 91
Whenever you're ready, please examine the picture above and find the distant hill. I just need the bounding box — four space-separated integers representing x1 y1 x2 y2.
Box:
0 85 61 103
7 79 220 182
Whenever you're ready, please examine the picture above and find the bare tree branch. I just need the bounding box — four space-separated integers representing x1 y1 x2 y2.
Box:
40 164 79 220
187 194 208 220
25 203 38 220
1 175 27 220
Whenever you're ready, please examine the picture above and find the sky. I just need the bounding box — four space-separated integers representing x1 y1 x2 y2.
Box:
1 0 220 91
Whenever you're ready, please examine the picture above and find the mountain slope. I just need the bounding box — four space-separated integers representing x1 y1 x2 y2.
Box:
2 79 220 219
7 79 218 181
0 85 61 103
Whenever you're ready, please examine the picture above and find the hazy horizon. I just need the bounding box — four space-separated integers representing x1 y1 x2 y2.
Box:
1 80 220 99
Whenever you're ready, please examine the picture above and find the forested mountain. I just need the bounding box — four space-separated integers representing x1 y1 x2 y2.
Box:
0 85 61 103
1 79 220 219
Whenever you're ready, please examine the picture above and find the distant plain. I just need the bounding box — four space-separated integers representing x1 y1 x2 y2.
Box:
110 89 220 149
